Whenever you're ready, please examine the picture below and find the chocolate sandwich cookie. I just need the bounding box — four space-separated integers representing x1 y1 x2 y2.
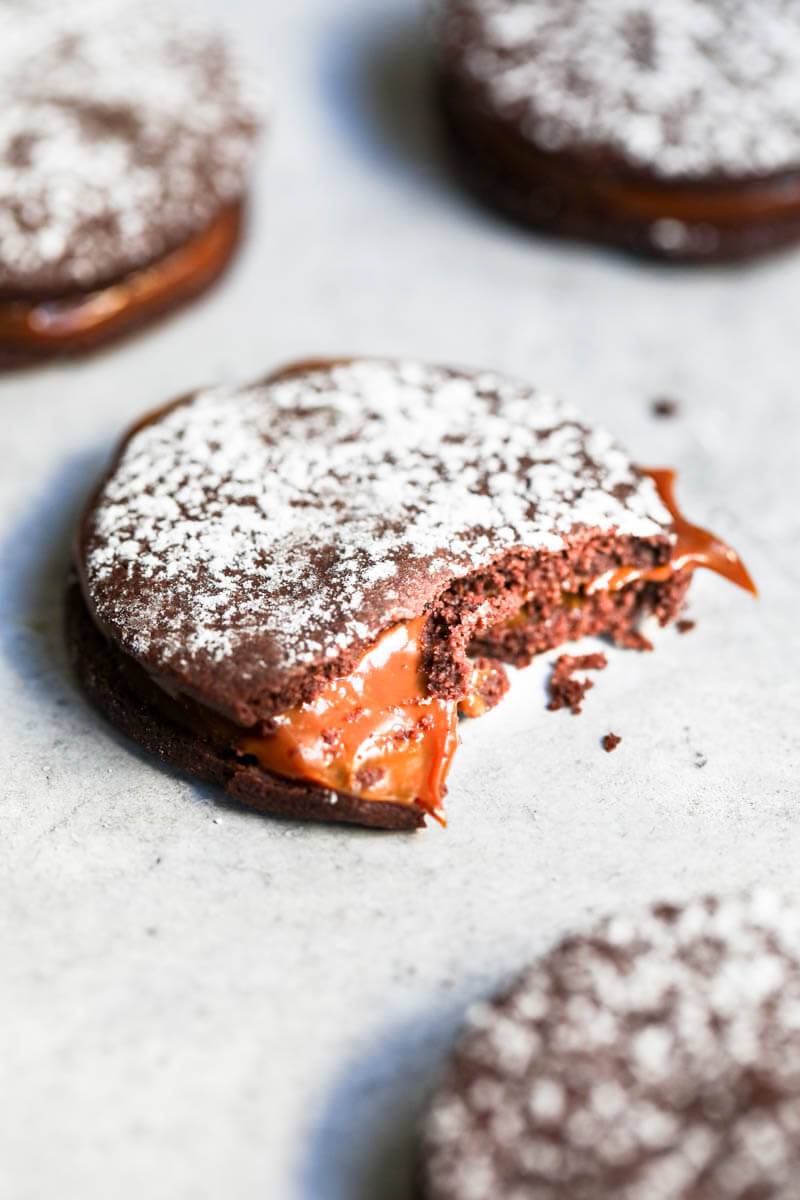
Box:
420 891 800 1199
0 0 259 365
435 0 800 261
68 358 754 829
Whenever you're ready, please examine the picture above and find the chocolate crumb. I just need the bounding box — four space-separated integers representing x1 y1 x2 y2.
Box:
354 766 386 789
471 656 510 712
651 396 680 418
547 652 607 715
676 618 696 634
602 732 622 752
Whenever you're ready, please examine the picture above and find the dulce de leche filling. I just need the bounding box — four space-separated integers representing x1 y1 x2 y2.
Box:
587 469 757 596
0 204 242 354
236 615 461 822
560 161 800 228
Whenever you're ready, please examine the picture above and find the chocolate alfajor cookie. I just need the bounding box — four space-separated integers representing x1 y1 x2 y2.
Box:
68 358 754 829
435 0 800 261
420 891 800 1199
0 0 259 365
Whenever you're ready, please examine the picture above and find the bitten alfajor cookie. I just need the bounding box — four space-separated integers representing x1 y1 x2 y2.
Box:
68 358 754 829
420 892 800 1199
435 0 800 261
0 0 259 365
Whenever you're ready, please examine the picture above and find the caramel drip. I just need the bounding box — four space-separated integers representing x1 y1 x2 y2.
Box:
0 204 241 353
587 469 757 595
590 170 800 226
236 616 460 823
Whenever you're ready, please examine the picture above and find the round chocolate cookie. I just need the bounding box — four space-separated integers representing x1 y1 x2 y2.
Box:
435 0 800 261
0 0 259 364
420 892 800 1198
69 358 752 829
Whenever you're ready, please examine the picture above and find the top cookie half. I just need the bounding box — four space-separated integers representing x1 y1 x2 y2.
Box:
436 0 800 183
77 358 675 726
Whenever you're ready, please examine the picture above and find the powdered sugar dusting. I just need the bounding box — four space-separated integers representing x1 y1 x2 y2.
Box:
422 891 800 1199
83 359 672 684
439 0 800 179
0 0 259 295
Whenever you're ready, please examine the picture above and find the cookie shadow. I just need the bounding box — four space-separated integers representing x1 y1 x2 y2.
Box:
0 444 109 702
313 8 630 265
296 1004 466 1200
0 446 261 813
318 4 461 201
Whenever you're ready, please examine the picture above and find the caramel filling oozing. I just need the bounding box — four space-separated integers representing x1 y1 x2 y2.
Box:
0 204 241 353
497 469 755 630
236 615 462 823
586 469 757 596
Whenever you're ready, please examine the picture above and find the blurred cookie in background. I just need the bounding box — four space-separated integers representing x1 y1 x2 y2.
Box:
420 891 800 1199
0 0 260 366
435 0 800 262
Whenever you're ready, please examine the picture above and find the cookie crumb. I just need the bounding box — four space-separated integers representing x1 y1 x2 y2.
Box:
602 732 621 752
354 766 386 789
547 652 607 714
676 618 696 634
470 656 510 714
651 396 680 418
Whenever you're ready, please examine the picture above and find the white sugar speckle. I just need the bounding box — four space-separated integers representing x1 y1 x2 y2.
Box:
528 1078 566 1123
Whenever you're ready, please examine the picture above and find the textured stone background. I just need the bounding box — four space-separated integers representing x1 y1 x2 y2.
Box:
1 1 798 1198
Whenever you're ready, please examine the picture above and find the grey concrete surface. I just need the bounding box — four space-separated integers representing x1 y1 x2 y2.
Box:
1 1 799 1198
